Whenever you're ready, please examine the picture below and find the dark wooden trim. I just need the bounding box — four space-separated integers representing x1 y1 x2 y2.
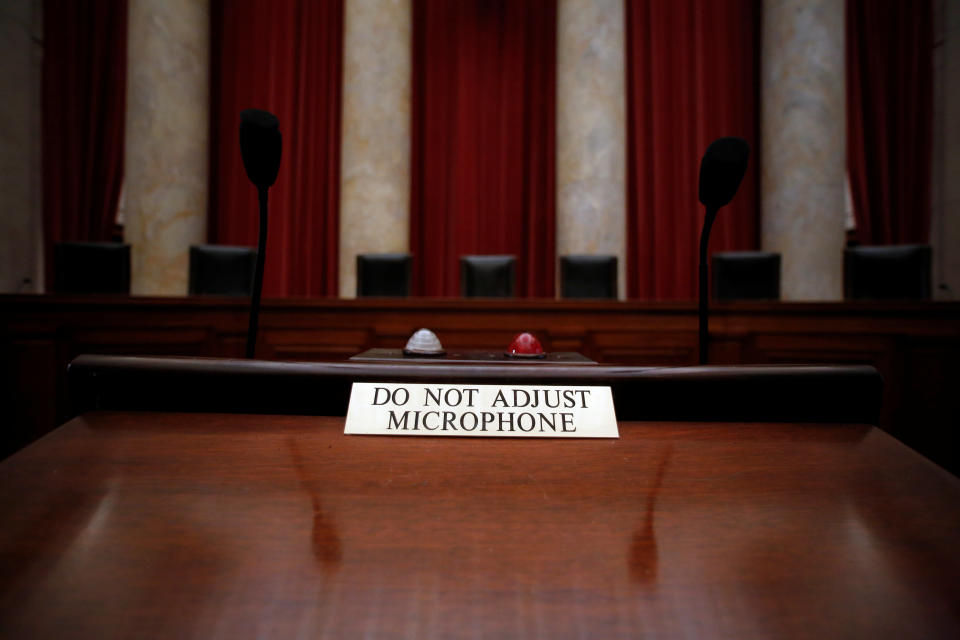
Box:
4 292 960 314
2 294 956 470
67 355 882 425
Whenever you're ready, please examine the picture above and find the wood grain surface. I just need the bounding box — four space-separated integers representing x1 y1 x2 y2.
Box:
1 412 959 638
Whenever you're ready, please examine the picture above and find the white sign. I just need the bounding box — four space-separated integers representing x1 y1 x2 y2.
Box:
344 382 619 438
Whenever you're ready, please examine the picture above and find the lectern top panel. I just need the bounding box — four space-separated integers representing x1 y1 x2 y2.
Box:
350 348 596 365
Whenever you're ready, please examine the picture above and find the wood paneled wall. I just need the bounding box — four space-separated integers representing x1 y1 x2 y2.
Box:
3 295 959 473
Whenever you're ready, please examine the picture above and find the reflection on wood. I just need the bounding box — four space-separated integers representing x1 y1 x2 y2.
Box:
629 445 672 585
288 437 342 573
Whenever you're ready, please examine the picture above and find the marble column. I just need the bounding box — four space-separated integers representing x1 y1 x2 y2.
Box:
339 0 411 298
761 0 846 300
931 0 960 299
555 0 626 299
0 0 43 293
123 0 209 295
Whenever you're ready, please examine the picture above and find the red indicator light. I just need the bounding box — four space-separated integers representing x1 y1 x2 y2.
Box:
506 332 546 358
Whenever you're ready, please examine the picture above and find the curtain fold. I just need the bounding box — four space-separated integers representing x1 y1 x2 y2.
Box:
410 0 556 297
625 0 760 300
209 0 343 297
41 0 128 287
846 0 933 245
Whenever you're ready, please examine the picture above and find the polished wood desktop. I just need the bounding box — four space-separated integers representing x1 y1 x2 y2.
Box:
1 411 958 637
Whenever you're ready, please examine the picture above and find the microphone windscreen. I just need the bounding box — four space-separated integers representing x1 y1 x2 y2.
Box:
239 109 282 189
698 137 750 209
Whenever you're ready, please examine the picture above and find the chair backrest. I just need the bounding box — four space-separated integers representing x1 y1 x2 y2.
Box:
711 251 781 300
356 253 412 297
53 242 130 294
560 255 617 299
460 255 516 297
844 245 932 300
189 245 256 296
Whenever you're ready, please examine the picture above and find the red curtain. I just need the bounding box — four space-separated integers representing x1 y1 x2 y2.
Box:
410 0 556 297
626 0 760 300
846 0 933 245
209 0 343 297
41 0 128 286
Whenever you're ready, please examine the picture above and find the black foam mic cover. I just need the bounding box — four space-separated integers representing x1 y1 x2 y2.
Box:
698 137 750 210
239 109 282 189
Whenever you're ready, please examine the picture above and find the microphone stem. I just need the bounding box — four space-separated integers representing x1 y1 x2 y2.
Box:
246 187 269 359
698 210 716 365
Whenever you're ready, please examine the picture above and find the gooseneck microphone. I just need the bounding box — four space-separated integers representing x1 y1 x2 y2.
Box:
239 109 282 359
697 137 749 365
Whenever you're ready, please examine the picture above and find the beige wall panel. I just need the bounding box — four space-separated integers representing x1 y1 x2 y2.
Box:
761 0 846 300
339 0 411 298
0 0 43 292
124 0 209 295
556 0 626 299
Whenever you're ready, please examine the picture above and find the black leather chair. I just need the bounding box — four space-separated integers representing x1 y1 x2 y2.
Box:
844 245 932 300
560 255 617 299
189 245 256 296
460 255 516 298
356 253 412 297
711 251 781 300
54 242 130 294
